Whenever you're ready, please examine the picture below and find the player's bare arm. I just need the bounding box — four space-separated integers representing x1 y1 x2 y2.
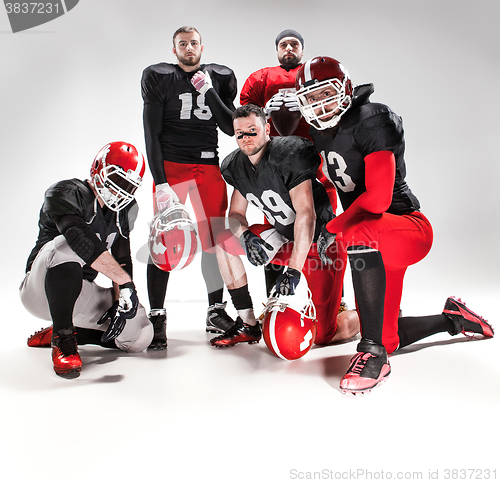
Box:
227 188 250 239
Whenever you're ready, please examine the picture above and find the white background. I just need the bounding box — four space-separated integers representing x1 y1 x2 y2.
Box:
0 1 499 482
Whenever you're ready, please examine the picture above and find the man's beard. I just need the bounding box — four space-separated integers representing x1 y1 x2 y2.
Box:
242 141 266 157
178 53 201 67
279 53 301 69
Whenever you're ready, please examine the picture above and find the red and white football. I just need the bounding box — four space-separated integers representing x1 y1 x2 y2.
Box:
271 102 302 136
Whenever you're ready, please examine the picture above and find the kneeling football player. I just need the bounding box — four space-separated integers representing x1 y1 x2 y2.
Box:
211 104 359 351
21 142 153 379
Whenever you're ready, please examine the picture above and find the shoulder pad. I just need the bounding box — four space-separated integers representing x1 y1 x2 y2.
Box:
352 84 375 107
220 148 239 173
43 179 95 220
143 63 177 76
204 63 235 76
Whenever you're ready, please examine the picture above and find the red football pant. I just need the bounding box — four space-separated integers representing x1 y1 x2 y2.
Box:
153 161 228 253
342 211 433 353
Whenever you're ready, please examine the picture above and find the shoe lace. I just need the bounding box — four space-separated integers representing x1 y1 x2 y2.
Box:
58 335 78 356
349 353 373 376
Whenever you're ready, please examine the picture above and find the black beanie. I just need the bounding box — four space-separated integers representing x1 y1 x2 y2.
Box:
275 29 304 49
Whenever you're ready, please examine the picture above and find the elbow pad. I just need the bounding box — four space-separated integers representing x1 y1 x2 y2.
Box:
63 224 107 265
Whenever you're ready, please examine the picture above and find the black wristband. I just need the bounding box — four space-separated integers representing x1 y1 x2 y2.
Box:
286 268 302 279
119 281 135 290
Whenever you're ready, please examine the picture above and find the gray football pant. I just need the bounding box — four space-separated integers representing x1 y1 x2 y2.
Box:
20 235 153 352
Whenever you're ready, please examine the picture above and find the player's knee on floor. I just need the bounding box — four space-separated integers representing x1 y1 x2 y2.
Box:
114 307 154 352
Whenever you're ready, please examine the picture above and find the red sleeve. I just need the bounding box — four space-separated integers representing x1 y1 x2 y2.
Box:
240 70 266 107
326 150 395 234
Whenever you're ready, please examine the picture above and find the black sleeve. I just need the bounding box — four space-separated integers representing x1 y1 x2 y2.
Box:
143 103 167 185
205 66 237 136
56 214 107 265
275 138 321 191
141 67 167 185
204 88 235 136
111 235 133 278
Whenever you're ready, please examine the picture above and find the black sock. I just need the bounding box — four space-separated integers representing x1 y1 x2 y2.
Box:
76 327 117 349
228 285 253 311
201 251 224 305
147 259 170 309
398 315 455 349
45 263 82 333
208 288 224 307
348 246 386 345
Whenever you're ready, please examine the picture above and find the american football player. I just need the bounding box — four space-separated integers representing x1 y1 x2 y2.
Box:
141 26 237 349
240 29 338 297
210 104 359 349
296 56 494 394
22 142 153 379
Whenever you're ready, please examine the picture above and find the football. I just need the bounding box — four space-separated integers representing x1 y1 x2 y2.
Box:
271 103 302 136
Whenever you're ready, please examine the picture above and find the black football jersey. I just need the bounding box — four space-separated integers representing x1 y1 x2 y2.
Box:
221 136 334 242
310 84 420 215
26 178 138 280
141 63 237 165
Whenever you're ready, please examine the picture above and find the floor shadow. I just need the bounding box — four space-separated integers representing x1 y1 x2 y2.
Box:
393 335 481 356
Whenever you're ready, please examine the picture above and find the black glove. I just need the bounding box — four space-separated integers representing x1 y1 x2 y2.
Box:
275 268 302 296
239 230 273 266
97 282 139 343
317 224 336 265
117 281 139 319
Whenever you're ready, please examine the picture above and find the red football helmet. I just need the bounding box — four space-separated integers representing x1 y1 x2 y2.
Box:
262 276 317 361
90 142 145 212
149 203 198 272
295 56 353 130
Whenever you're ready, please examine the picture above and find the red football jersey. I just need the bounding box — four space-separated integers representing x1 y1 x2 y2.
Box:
240 65 311 139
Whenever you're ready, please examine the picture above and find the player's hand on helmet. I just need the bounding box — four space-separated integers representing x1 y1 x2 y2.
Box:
191 70 213 96
317 224 337 265
97 282 139 343
239 230 273 266
283 92 300 112
275 268 301 296
264 93 285 118
155 182 179 212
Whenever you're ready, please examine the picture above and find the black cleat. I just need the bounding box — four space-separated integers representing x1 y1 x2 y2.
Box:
210 317 261 348
206 302 235 333
148 309 167 350
443 296 493 339
339 339 391 395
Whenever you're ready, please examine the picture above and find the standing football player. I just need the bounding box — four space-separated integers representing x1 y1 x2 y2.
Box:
22 142 154 379
141 26 237 349
210 104 359 349
295 56 494 393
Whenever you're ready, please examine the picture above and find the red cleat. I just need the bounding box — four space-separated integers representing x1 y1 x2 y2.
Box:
27 326 53 347
210 317 261 348
51 328 82 379
443 296 494 339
